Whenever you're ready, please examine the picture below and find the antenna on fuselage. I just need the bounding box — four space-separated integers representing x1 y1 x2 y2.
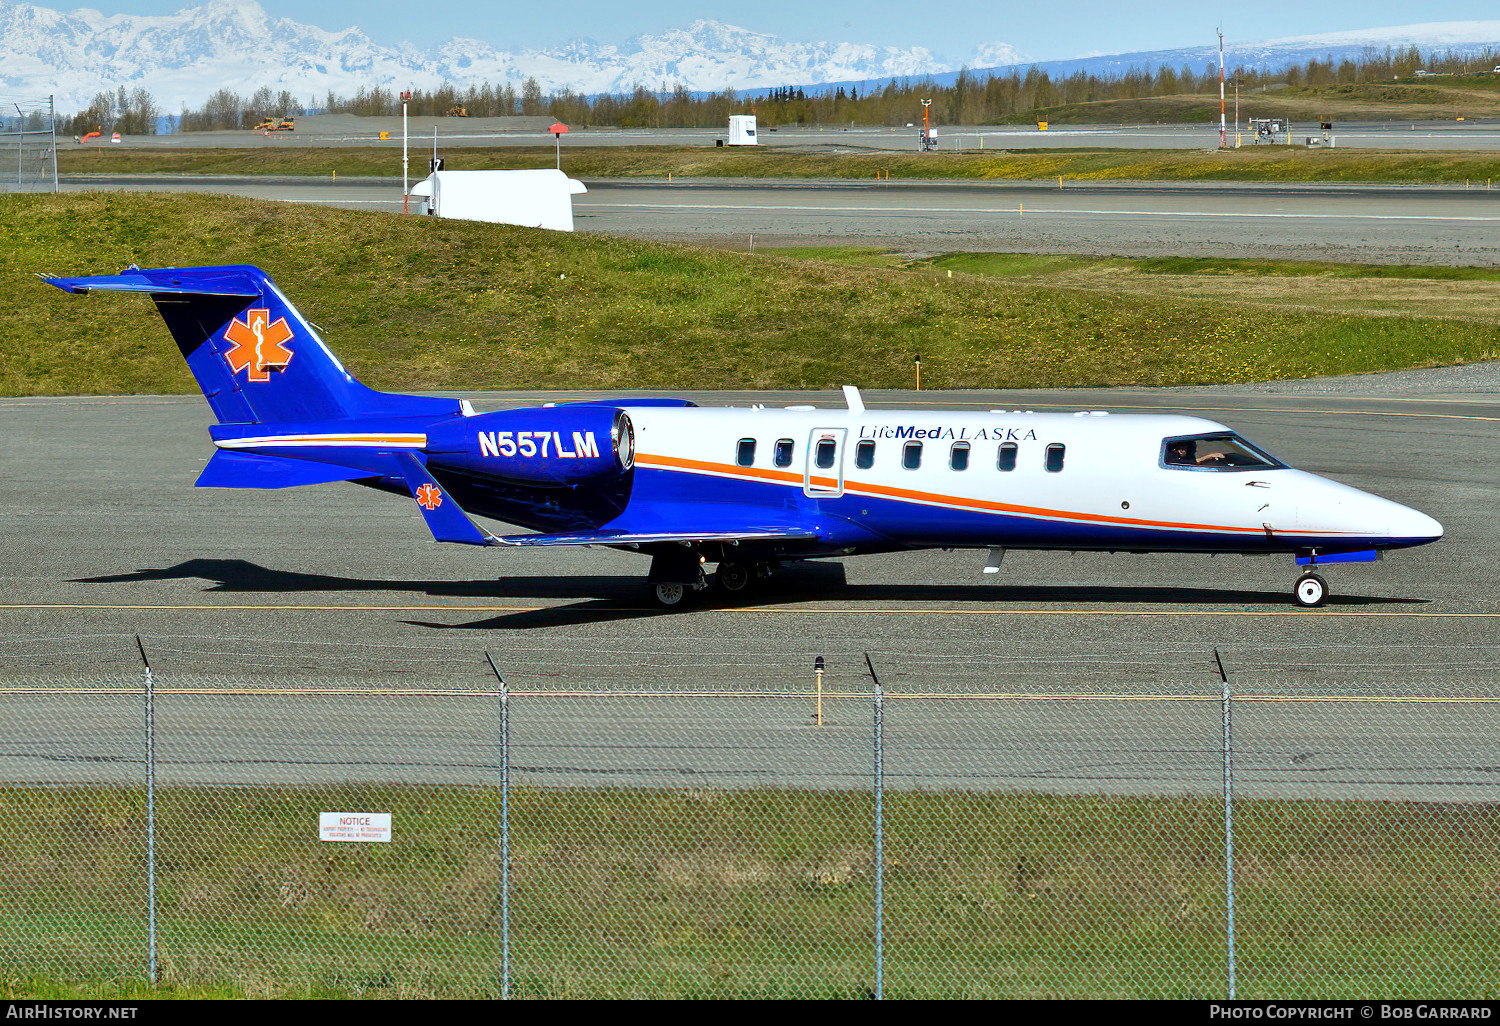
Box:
842 385 865 414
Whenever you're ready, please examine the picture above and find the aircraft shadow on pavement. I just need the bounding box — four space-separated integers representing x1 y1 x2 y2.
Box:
77 558 1428 631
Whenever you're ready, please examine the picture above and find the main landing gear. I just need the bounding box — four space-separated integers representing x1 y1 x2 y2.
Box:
714 561 754 593
1293 572 1329 608
647 555 770 608
651 581 696 607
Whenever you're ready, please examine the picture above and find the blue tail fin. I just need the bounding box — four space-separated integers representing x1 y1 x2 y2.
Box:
45 264 459 425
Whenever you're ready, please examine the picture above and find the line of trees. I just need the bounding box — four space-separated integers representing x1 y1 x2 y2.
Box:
60 86 161 136
66 43 1500 135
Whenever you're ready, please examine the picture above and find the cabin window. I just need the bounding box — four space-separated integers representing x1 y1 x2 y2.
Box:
1045 443 1066 473
996 442 1018 472
774 438 794 467
814 437 837 470
950 441 970 471
903 441 923 470
855 439 876 469
736 438 756 467
1161 433 1285 471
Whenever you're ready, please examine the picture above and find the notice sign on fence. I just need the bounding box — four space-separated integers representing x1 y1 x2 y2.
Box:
319 812 392 842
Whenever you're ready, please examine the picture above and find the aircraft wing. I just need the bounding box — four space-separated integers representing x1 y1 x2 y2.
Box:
491 504 820 548
491 527 818 548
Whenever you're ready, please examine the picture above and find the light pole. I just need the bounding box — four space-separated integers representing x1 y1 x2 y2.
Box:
921 98 932 152
401 89 411 212
1217 30 1227 149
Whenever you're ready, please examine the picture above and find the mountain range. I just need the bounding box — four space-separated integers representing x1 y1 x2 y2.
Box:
2 0 1498 115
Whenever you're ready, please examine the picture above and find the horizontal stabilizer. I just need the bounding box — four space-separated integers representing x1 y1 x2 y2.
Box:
44 269 262 297
195 450 374 489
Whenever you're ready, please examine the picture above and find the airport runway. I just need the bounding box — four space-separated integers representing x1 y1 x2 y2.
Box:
98 116 1500 152
59 174 1500 264
2 380 1496 793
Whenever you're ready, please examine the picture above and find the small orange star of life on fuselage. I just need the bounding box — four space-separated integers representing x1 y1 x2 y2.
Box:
222 308 294 382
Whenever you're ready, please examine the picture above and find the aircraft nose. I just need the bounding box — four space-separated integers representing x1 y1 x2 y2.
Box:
1390 504 1443 543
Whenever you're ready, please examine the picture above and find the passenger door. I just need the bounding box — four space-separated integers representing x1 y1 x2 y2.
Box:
804 428 847 498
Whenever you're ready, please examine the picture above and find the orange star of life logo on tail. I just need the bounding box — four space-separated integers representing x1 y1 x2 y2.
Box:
415 483 443 510
222 308 294 382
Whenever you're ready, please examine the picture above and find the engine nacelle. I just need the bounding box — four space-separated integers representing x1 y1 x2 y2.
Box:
428 405 634 486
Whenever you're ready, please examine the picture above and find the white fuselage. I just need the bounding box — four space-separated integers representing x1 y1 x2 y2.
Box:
623 405 1441 555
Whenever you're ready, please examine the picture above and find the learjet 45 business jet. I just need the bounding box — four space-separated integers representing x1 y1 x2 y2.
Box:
46 265 1443 608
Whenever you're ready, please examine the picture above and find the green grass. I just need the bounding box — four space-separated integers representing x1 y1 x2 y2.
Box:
920 251 1500 282
1002 79 1500 125
57 142 1500 185
5 785 1500 999
4 192 1497 397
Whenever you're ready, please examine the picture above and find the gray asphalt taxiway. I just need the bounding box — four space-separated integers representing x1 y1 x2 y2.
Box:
2 377 1497 793
61 174 1500 265
2 379 1494 676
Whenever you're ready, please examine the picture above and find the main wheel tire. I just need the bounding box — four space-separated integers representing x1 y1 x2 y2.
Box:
652 582 687 607
716 562 752 592
1294 573 1329 608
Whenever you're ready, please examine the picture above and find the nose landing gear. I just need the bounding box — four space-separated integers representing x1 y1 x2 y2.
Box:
1294 572 1328 608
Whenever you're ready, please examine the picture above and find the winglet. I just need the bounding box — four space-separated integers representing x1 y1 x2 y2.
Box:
390 452 497 546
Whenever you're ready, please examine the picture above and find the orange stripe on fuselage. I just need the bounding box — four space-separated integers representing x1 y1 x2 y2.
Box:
635 451 1302 537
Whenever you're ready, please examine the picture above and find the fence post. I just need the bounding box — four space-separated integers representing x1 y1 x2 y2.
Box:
135 635 158 985
866 652 884 1000
487 651 511 999
1215 649 1236 999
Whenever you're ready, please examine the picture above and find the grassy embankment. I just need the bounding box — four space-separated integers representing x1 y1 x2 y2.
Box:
57 142 1500 184
4 191 1497 396
5 785 1500 999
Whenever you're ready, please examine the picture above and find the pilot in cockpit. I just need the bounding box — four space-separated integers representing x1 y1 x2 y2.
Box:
1165 439 1196 466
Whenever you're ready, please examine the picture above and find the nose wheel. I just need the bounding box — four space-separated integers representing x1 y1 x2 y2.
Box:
1294 572 1329 608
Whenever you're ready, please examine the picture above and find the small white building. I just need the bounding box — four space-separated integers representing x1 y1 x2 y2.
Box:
728 115 758 146
408 168 588 231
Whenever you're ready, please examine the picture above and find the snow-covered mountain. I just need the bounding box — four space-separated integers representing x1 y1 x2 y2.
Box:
2 1 1498 116
0 0 1027 112
973 21 1500 89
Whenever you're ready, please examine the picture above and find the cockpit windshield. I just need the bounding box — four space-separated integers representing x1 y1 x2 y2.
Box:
1160 432 1286 471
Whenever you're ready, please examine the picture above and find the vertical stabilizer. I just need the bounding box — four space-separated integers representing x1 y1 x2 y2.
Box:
45 265 460 425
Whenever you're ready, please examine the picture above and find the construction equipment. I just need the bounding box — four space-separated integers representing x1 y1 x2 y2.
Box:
446 105 469 117
1248 117 1288 144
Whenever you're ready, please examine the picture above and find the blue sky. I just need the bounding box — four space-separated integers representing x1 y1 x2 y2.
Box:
86 0 1498 59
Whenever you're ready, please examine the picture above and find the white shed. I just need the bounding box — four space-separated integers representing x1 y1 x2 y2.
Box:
408 169 588 231
728 115 759 146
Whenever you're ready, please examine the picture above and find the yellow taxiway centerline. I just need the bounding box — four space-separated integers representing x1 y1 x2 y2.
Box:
5 688 1494 703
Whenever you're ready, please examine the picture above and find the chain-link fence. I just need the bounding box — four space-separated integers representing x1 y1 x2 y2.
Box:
0 95 58 193
3 635 1499 998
